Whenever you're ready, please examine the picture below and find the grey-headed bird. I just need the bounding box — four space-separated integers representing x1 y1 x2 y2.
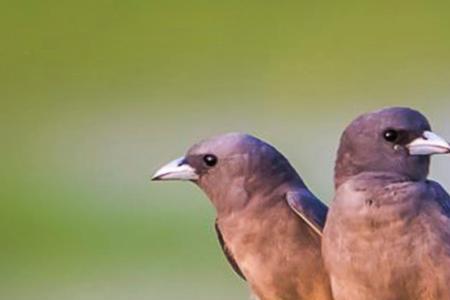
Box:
152 133 332 300
323 107 450 300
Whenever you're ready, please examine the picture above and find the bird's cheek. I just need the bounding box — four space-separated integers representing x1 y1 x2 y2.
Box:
195 176 206 187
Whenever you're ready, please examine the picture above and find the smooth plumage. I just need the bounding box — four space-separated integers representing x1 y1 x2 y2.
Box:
323 107 450 300
153 133 332 300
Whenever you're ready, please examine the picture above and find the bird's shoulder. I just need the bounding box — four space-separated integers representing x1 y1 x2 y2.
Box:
425 180 450 217
285 188 328 236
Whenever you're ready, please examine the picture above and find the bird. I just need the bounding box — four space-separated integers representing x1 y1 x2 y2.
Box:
322 107 450 300
152 132 332 300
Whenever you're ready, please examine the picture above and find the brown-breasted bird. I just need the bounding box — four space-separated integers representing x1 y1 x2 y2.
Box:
323 107 450 300
153 133 332 300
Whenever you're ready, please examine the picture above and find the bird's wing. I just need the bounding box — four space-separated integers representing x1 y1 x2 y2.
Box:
214 220 246 280
285 189 328 237
428 180 450 216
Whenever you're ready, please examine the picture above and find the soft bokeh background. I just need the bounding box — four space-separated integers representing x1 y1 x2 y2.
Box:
2 1 450 299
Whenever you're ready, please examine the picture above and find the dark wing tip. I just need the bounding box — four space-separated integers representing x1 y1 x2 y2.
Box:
285 189 328 236
214 221 246 281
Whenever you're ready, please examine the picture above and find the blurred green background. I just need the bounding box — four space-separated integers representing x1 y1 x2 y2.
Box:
2 1 450 299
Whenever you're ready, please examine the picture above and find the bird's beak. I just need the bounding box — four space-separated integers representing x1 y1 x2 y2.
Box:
152 157 199 181
406 131 450 155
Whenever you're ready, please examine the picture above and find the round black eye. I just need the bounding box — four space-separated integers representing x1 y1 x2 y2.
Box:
383 129 399 142
203 154 217 167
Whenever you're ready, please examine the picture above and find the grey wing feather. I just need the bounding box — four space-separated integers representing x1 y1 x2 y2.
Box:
214 221 246 280
285 189 328 236
428 180 450 216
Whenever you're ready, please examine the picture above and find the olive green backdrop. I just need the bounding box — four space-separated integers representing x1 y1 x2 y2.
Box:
2 1 450 299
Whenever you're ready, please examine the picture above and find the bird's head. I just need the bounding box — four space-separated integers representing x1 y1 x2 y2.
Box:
152 132 302 214
335 107 450 188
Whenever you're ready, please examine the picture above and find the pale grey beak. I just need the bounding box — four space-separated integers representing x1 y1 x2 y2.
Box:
152 157 199 181
407 131 450 155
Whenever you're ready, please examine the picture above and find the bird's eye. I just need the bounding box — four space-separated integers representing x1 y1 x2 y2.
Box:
203 154 218 167
383 129 399 142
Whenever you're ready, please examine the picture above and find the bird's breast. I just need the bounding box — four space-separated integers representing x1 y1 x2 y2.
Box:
218 202 326 300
